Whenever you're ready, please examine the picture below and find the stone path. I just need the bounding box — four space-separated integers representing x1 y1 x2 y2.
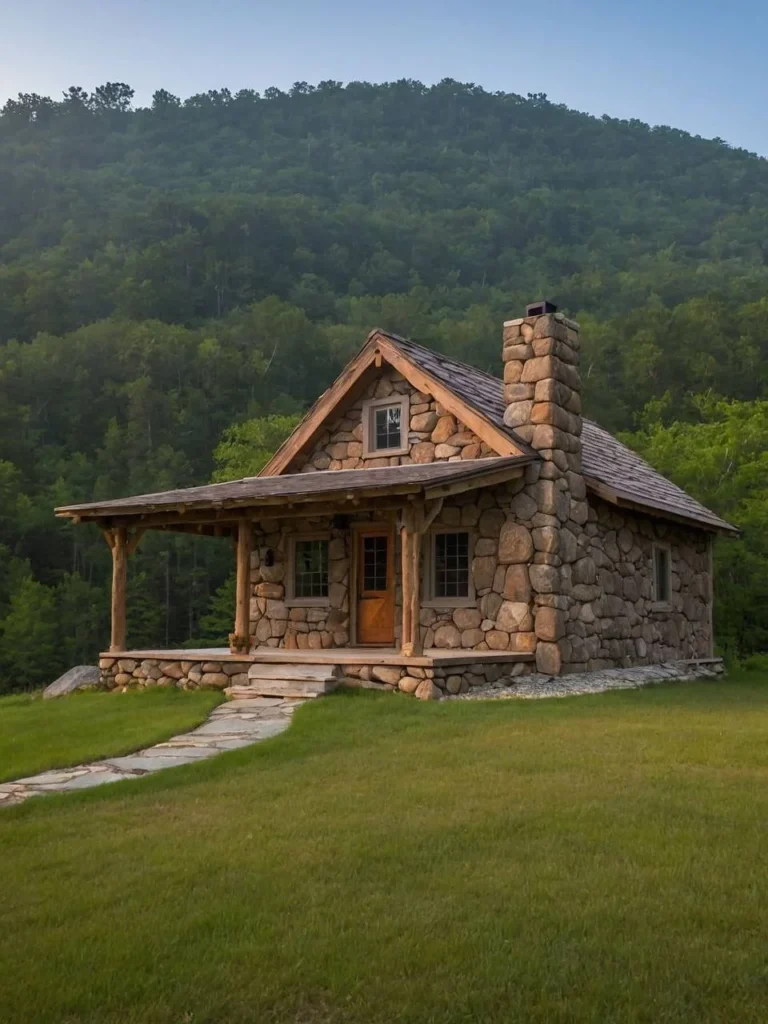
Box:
0 697 303 808
448 660 724 701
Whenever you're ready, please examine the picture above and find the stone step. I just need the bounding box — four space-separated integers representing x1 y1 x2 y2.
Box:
226 678 337 700
246 662 339 682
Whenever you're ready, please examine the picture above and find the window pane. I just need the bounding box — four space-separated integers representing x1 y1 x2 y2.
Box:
654 548 670 602
363 536 388 591
374 405 402 450
294 539 329 599
434 532 469 599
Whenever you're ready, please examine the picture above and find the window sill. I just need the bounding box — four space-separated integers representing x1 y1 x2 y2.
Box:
422 599 476 610
361 446 411 459
285 598 330 609
651 601 673 613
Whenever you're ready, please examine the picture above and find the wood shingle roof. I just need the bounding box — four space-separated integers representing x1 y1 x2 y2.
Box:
56 456 532 519
380 332 738 535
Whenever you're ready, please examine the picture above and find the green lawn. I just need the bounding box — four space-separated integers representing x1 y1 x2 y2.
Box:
0 688 221 782
1 676 767 1023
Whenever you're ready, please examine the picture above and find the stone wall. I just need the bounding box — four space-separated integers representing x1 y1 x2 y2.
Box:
561 498 712 669
416 481 539 654
291 367 495 472
343 659 531 699
501 309 585 675
245 480 546 653
501 308 713 673
249 514 354 650
99 656 250 690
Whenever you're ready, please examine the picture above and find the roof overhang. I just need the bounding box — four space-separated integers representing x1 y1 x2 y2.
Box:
584 476 740 537
55 457 534 535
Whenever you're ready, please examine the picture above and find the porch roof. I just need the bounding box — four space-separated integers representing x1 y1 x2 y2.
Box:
55 455 534 523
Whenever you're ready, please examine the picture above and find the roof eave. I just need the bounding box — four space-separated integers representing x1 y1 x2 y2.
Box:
54 457 534 526
584 476 740 537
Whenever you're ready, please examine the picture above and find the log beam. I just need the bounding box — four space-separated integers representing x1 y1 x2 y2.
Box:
101 527 145 653
233 518 253 653
400 502 425 657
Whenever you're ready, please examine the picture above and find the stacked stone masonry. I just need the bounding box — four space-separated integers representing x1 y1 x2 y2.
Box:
501 311 712 672
502 311 585 675
244 481 554 654
99 657 251 690
343 660 531 699
291 367 496 472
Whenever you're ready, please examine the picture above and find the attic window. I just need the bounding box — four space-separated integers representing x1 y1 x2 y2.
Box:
362 395 410 457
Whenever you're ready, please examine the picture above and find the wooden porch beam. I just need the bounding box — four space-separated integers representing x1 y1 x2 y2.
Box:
86 494 424 533
101 526 144 653
233 518 253 653
110 528 127 653
400 502 425 657
100 524 145 651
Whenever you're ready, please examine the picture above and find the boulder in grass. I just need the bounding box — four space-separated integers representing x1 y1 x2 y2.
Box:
43 665 102 699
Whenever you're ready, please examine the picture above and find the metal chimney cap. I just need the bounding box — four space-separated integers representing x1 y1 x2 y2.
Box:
525 299 558 316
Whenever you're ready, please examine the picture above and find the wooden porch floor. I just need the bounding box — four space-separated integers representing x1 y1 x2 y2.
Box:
104 647 534 668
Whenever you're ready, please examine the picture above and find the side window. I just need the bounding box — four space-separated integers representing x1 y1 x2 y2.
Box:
290 537 329 602
653 544 671 603
425 529 475 606
362 396 410 457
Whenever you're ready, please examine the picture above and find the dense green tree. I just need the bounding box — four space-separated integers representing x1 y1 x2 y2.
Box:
0 578 60 690
213 415 302 481
625 398 768 656
0 79 765 688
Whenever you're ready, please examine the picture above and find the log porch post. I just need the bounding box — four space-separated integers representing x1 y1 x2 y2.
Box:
103 526 144 653
233 518 253 652
400 502 424 657
400 497 444 657
110 527 128 653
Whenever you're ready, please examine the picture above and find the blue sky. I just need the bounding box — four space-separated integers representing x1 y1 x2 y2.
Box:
2 0 767 155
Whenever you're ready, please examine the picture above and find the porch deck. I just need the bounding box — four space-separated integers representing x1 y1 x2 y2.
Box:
102 647 535 668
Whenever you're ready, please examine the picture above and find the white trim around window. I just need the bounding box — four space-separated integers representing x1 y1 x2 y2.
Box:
652 542 672 608
285 533 331 607
422 527 476 608
361 394 410 458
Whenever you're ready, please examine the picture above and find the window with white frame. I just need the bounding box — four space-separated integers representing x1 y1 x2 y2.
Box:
425 529 474 605
289 537 329 602
361 395 410 457
653 544 671 604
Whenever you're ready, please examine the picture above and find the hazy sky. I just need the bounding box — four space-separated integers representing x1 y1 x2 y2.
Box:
2 0 767 155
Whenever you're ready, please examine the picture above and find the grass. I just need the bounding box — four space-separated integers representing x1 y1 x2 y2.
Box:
1 675 767 1023
0 688 222 782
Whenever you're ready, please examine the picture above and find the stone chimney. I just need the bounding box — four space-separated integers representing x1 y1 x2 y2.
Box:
501 303 587 675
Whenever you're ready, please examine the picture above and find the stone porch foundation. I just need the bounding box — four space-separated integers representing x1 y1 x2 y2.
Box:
98 649 535 699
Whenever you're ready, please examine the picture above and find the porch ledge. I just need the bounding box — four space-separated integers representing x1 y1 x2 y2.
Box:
100 647 536 668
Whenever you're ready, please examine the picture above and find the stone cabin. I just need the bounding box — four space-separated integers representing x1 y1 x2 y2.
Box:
56 303 737 698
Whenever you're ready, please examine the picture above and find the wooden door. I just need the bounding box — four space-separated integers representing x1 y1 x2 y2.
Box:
356 527 395 646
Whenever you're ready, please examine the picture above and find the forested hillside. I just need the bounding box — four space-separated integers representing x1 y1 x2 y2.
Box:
1 79 767 687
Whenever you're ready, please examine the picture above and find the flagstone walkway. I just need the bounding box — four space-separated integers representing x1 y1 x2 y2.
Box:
0 696 303 807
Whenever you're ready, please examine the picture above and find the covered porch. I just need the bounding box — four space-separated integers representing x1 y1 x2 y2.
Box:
56 457 536 697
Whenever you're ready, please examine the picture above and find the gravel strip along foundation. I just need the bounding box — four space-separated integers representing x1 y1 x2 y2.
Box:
447 660 724 700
